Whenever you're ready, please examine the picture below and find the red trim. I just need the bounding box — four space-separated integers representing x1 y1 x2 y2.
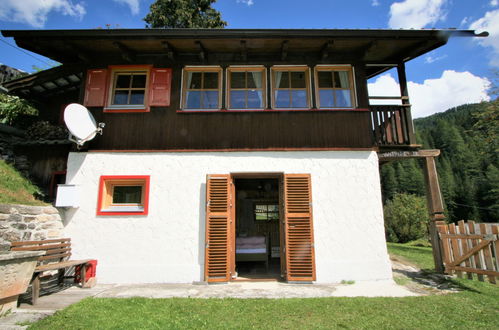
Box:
96 175 150 216
49 170 67 199
89 147 377 153
103 108 150 113
177 108 369 113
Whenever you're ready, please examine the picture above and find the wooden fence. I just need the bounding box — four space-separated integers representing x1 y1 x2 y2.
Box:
437 220 499 284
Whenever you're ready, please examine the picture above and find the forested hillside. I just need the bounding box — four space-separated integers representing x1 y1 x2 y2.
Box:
380 100 498 223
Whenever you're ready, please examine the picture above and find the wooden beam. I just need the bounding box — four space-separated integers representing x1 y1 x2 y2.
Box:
281 40 289 61
161 41 175 60
397 62 416 145
195 41 206 61
362 40 378 61
320 40 334 60
112 41 135 62
65 43 91 62
240 40 247 61
423 155 445 274
378 149 440 161
423 156 445 215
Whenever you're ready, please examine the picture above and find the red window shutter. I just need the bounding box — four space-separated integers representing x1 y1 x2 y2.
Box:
84 69 108 107
205 174 231 283
284 174 316 282
148 68 172 107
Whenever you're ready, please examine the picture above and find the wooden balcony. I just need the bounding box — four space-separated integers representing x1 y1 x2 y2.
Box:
370 104 418 149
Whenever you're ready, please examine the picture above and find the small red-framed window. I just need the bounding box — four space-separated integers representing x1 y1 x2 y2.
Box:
97 175 150 216
84 66 171 113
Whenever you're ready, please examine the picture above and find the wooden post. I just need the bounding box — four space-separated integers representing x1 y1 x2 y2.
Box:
397 62 416 145
422 156 445 273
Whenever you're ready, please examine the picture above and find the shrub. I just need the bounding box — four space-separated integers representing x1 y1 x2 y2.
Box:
384 193 429 243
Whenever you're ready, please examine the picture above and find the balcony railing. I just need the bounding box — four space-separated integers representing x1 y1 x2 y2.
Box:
369 101 417 148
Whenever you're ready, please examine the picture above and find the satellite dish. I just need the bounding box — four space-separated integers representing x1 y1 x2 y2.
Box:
64 103 105 148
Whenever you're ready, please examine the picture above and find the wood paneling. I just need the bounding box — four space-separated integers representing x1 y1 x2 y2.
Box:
88 108 372 150
84 62 373 151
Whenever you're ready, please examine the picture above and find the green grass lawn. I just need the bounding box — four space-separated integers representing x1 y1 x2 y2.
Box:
26 243 499 329
387 242 435 270
0 159 46 205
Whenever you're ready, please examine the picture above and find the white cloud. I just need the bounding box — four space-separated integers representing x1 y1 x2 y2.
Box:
460 16 469 27
424 54 447 63
237 0 254 6
490 0 498 7
368 71 490 118
388 0 447 29
469 9 499 67
0 0 85 28
113 0 140 15
372 0 380 6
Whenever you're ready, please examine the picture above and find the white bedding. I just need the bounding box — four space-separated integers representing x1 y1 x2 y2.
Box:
236 248 267 254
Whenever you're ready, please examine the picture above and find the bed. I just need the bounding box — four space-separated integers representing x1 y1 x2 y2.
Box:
235 236 269 271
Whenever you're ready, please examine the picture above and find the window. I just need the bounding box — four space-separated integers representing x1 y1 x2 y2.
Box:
84 66 172 112
271 66 311 109
254 203 279 221
97 176 150 216
227 66 266 110
314 66 355 109
182 67 222 110
109 71 148 108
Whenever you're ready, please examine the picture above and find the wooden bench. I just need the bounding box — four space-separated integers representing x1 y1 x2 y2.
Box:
10 238 92 305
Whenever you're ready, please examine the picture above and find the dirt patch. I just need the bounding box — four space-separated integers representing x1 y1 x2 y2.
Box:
390 255 461 295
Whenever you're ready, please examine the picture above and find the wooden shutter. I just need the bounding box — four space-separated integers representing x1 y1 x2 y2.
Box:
284 174 316 282
205 174 231 282
84 69 108 107
148 68 172 107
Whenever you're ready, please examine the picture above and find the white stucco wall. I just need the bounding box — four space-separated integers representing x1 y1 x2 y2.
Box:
62 150 392 284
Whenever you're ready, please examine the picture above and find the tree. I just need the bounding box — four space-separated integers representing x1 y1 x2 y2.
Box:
144 0 227 28
384 193 429 243
0 94 38 126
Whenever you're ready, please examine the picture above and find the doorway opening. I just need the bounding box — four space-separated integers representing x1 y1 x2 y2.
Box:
233 176 282 281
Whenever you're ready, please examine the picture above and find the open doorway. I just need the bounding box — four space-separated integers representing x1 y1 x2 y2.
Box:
233 176 282 281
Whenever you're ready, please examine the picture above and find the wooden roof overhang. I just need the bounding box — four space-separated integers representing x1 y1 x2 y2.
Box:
1 64 84 101
2 28 488 80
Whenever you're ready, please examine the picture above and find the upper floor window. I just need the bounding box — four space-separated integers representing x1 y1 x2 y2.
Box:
271 66 311 109
314 66 355 109
182 66 222 110
227 66 266 110
84 66 172 112
110 70 148 108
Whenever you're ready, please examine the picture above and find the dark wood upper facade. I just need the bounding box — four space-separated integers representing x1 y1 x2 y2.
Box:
1 29 486 152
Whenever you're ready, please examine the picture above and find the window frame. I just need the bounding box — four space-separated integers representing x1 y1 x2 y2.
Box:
226 66 267 110
97 175 150 216
313 65 357 110
104 65 152 113
254 201 279 222
270 65 312 110
181 66 223 111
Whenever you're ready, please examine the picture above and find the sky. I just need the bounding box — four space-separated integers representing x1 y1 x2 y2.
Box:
0 0 498 118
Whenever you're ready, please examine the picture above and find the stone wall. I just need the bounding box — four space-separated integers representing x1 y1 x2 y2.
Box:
0 204 63 251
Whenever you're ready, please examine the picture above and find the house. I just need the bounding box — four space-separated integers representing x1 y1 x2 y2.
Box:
1 28 486 284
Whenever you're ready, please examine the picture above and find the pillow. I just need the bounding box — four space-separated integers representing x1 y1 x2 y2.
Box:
237 236 265 245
